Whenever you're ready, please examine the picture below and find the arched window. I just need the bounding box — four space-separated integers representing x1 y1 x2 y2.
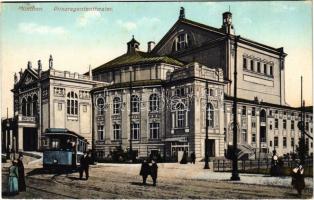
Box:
172 33 191 52
22 98 27 116
97 97 104 115
149 94 159 112
176 103 186 128
131 95 140 113
113 97 121 114
207 103 214 128
27 96 32 116
67 91 78 115
33 94 38 116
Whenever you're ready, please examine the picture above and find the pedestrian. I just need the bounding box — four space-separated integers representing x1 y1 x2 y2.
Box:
79 151 90 180
16 154 26 192
190 152 196 164
291 164 305 196
150 160 158 186
180 150 187 164
7 160 19 196
139 159 150 185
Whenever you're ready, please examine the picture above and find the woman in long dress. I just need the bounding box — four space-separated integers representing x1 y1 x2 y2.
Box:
8 160 19 195
17 154 26 192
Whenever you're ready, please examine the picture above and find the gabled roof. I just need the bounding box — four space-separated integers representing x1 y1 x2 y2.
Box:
152 17 285 56
14 68 39 89
92 51 184 74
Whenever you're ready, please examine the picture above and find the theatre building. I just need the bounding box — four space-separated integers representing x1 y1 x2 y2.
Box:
2 8 313 161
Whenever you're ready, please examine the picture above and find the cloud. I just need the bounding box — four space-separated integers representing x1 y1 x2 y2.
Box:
18 23 67 35
77 11 102 27
117 17 160 31
117 20 137 31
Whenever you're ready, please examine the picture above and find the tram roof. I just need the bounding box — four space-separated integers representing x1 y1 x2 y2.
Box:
44 128 87 141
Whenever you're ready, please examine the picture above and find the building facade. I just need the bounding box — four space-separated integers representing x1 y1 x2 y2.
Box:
2 8 313 161
3 57 98 153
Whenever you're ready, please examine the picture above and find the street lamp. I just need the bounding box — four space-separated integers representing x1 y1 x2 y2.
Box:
129 67 133 161
231 35 240 181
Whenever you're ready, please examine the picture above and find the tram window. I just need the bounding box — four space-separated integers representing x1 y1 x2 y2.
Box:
51 139 60 149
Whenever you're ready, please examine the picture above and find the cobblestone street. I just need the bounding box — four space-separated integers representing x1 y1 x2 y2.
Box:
2 162 313 199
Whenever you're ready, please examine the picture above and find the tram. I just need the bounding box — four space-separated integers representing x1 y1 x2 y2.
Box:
43 128 88 169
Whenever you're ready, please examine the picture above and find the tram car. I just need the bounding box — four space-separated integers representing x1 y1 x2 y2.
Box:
43 128 88 169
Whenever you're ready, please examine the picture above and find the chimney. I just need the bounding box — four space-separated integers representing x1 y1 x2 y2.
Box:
147 41 155 53
89 65 93 80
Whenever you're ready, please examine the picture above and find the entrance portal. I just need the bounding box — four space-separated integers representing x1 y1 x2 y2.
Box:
206 139 215 157
23 128 37 151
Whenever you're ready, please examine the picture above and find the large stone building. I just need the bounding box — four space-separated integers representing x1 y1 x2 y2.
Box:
2 8 313 161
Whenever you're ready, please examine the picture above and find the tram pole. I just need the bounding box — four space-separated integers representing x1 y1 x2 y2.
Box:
231 35 240 181
204 81 209 169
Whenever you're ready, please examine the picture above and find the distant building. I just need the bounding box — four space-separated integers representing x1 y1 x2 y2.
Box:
2 8 313 161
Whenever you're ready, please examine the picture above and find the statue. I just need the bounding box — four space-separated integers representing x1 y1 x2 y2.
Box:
49 55 53 69
14 73 18 84
38 60 42 71
27 61 32 69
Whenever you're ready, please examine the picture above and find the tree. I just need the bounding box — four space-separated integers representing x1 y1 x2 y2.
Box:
296 136 309 165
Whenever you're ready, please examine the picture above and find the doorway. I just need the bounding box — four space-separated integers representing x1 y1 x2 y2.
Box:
23 128 37 151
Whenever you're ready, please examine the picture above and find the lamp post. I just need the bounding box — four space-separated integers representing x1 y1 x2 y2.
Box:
231 35 240 181
204 81 210 169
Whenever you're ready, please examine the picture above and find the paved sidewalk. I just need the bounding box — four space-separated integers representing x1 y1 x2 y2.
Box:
96 162 313 188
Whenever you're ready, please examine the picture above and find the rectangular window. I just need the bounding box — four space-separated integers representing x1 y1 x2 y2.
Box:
274 137 278 147
242 129 247 142
250 60 254 71
98 125 104 141
283 119 287 129
131 123 140 140
242 106 246 115
252 121 256 128
291 138 294 147
270 140 272 147
283 137 287 148
113 124 121 140
252 107 256 116
275 119 278 129
83 105 87 112
58 103 62 111
269 110 272 116
291 121 294 130
150 123 160 139
252 133 256 143
269 124 273 130
306 122 309 131
270 66 273 76
257 62 261 73
264 64 267 74
243 58 247 69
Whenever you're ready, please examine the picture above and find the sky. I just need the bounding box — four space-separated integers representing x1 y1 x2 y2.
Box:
0 1 312 117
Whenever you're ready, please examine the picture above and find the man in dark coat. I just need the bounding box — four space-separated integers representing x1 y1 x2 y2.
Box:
190 152 196 164
17 154 26 192
292 164 305 196
150 160 158 186
139 159 150 185
79 152 90 180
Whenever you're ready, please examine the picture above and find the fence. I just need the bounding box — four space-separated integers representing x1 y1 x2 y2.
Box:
213 158 313 177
